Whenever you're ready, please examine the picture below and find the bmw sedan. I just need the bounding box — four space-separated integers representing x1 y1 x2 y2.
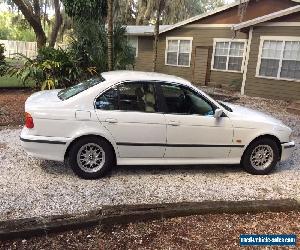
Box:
20 71 295 179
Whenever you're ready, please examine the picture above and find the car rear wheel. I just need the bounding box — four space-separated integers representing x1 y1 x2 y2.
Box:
66 136 115 179
241 138 279 175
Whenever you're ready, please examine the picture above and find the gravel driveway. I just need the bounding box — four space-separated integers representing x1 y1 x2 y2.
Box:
0 95 299 221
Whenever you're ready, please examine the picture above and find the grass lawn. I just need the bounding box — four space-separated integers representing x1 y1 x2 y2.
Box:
0 75 35 88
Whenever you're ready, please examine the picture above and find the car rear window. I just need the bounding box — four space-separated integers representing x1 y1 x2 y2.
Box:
58 77 105 100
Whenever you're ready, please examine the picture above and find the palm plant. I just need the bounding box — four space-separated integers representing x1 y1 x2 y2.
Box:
70 20 135 74
8 47 81 89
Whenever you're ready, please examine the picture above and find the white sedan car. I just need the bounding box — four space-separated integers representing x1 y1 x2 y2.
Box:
20 71 295 179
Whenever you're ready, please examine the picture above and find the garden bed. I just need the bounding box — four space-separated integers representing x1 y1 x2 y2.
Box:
1 211 299 249
0 89 33 127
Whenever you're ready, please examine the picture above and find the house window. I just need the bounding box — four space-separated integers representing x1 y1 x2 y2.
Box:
212 39 247 73
128 36 138 57
257 37 300 81
165 37 193 67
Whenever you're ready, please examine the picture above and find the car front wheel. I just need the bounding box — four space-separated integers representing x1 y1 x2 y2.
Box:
66 136 115 179
241 138 280 175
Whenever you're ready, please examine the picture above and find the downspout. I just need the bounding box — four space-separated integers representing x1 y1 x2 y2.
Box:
241 26 253 95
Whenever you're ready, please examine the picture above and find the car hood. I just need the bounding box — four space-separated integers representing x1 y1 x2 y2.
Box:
222 102 285 126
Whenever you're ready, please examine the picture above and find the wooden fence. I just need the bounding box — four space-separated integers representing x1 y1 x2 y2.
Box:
0 40 67 59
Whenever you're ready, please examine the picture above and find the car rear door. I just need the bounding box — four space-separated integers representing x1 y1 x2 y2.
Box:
159 83 234 159
94 81 167 158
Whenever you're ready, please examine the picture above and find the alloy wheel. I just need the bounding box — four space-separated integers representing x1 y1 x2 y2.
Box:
76 143 106 173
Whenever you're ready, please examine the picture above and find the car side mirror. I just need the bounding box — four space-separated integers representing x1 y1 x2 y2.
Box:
214 108 223 118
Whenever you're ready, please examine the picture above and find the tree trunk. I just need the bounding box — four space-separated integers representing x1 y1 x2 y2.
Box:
49 0 63 47
13 0 47 48
152 0 161 72
107 0 113 71
36 32 47 49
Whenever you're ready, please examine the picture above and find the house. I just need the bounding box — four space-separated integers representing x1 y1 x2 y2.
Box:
126 25 172 71
126 0 300 100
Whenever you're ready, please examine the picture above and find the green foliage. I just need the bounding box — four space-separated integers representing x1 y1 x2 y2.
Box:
62 0 107 21
0 27 11 40
9 47 82 89
70 20 135 73
113 24 135 70
0 43 8 76
70 20 108 74
0 12 36 41
7 5 135 89
0 44 5 65
37 47 81 89
8 55 44 87
7 38 132 90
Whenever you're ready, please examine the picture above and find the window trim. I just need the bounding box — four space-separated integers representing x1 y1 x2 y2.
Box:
165 37 193 68
211 38 247 73
256 36 300 82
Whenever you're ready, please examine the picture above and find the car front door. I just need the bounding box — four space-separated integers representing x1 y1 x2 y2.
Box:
159 83 234 159
94 81 166 159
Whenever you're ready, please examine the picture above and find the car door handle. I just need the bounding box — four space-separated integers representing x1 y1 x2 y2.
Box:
168 121 180 126
105 118 118 123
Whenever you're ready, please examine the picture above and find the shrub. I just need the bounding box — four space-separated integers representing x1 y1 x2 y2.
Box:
113 24 135 70
9 47 83 89
0 43 7 76
9 21 135 89
37 47 81 89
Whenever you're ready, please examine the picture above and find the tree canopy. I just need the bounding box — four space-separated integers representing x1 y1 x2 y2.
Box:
61 0 107 20
0 0 63 48
115 0 225 25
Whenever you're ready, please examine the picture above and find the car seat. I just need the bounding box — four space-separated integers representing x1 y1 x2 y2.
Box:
143 85 156 112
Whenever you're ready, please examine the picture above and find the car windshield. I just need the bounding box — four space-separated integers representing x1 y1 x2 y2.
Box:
58 77 105 100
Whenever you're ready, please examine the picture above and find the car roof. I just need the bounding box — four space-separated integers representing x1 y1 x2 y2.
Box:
101 71 192 86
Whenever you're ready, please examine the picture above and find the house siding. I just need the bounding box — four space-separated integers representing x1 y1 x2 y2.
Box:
194 47 209 84
156 27 247 85
210 71 243 87
134 36 153 71
192 0 297 24
244 26 300 100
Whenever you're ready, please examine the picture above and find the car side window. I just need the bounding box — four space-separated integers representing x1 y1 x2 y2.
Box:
95 87 118 110
95 82 158 113
161 84 214 116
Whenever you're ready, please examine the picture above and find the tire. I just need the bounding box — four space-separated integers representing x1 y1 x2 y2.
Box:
66 136 115 179
241 138 280 175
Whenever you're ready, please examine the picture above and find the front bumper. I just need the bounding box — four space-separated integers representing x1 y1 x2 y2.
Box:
281 141 295 161
20 129 69 162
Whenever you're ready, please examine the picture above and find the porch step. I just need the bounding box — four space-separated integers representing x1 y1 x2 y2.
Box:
287 100 300 115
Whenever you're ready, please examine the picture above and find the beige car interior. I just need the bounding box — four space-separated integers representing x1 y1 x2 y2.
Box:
135 84 156 112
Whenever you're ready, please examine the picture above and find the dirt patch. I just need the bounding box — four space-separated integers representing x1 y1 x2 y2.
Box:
1 211 299 249
0 89 33 127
